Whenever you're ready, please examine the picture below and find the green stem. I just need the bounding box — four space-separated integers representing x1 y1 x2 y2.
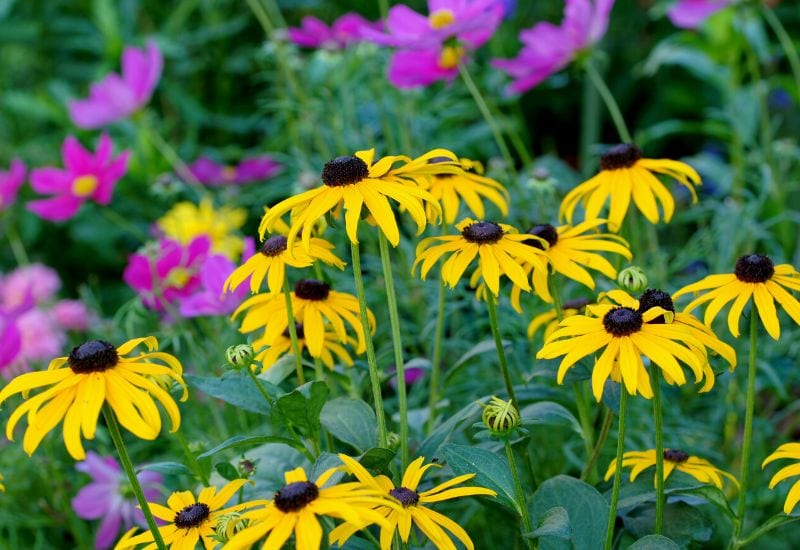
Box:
737 516 800 547
581 407 613 481
505 438 535 549
137 116 207 198
175 430 210 486
377 0 389 19
4 219 29 265
761 6 800 98
651 364 665 535
282 277 305 385
245 365 276 407
585 60 633 144
351 242 389 448
102 405 166 550
485 291 518 408
426 278 447 434
604 390 628 550
313 356 325 382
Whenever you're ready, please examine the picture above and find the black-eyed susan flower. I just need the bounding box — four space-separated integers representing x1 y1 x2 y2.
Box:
560 144 701 232
259 148 455 248
157 197 247 260
332 454 497 550
254 322 356 371
224 465 394 550
527 298 590 339
116 479 253 549
762 442 800 514
0 337 186 460
673 254 800 340
422 157 509 223
605 449 738 490
414 218 549 297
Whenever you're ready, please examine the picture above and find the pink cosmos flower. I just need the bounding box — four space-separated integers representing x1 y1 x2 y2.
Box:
0 159 26 210
493 0 614 94
288 13 380 50
52 300 92 331
72 452 162 550
69 41 163 129
123 235 211 312
27 134 130 222
187 155 282 186
0 312 22 371
0 263 61 308
15 308 66 362
667 0 729 29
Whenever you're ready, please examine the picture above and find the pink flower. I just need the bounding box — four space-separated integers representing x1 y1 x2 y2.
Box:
52 300 92 331
388 47 465 87
0 312 22 371
188 155 282 186
15 308 67 362
667 0 729 29
493 0 614 94
68 41 163 129
27 134 130 222
0 263 61 308
288 13 380 49
0 159 26 210
123 236 211 312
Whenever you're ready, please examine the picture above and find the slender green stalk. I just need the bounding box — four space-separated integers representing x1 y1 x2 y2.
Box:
505 439 535 549
102 405 166 550
4 219 29 265
351 242 389 448
761 6 800 97
137 117 207 198
604 390 628 550
651 364 665 535
426 279 447 434
485 291 518 407
245 365 275 407
175 430 210 486
581 407 613 481
585 60 633 144
313 356 325 382
282 277 305 385
377 0 389 19
737 516 800 547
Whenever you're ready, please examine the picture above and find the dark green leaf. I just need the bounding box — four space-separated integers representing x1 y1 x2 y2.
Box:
418 402 481 458
520 401 581 433
273 381 330 439
186 373 281 415
214 462 239 481
440 443 516 511
198 435 311 461
628 534 681 549
668 484 736 519
358 448 396 474
320 397 377 452
623 502 711 546
141 461 194 477
525 507 571 540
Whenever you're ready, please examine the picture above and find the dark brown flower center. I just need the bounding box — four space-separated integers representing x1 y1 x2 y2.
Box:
526 223 559 250
294 279 330 301
389 487 420 507
734 254 774 283
563 297 590 311
663 449 690 463
174 503 211 529
600 144 642 171
461 221 503 244
274 481 319 513
602 307 643 336
322 156 369 187
282 322 305 339
68 340 118 373
637 289 675 324
261 235 288 257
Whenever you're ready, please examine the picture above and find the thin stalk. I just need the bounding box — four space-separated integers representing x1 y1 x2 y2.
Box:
313 356 325 381
505 438 535 549
737 516 800 547
282 277 305 385
137 117 206 198
245 366 275 407
351 242 389 448
102 405 166 550
761 6 800 97
585 60 633 144
651 364 665 535
604 390 628 550
4 220 29 265
175 430 210 486
581 407 613 481
426 279 447 434
377 0 389 19
485 291 518 408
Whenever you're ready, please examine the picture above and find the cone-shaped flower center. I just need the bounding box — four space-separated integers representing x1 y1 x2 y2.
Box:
663 449 690 463
563 297 591 311
734 254 774 283
637 288 675 324
602 307 643 336
72 174 99 197
68 340 119 373
261 235 288 257
526 223 559 250
274 481 319 513
322 156 369 187
462 221 503 244
389 486 420 507
429 8 455 29
282 322 305 339
294 279 330 301
600 144 642 171
438 45 464 70
174 503 211 528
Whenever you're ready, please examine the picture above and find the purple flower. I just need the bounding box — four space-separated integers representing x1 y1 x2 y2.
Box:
0 159 26 210
493 0 614 94
0 312 22 371
288 13 380 50
187 155 282 186
27 134 130 222
72 452 162 550
69 41 163 129
52 300 92 331
0 263 61 308
667 0 729 29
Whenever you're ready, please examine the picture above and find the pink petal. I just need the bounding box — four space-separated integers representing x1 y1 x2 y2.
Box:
29 167 72 194
27 195 83 221
122 41 163 105
94 506 123 549
667 0 728 28
62 135 94 174
388 49 459 88
72 484 114 519
94 150 130 205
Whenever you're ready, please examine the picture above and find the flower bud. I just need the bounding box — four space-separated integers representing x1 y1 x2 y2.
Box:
213 512 249 544
482 396 520 436
617 266 648 293
386 432 401 451
226 344 255 369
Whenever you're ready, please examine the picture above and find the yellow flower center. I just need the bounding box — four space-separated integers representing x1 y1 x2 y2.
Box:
438 45 464 70
72 174 99 197
429 9 455 29
165 267 192 288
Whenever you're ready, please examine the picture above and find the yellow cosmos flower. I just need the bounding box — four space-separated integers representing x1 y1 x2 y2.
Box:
233 279 375 356
116 479 253 549
157 197 246 259
605 449 738 490
0 337 186 460
332 454 496 550
254 322 356 371
673 254 800 340
560 144 701 232
259 148 458 248
527 298 590 340
763 442 800 514
421 157 509 223
414 218 549 297
224 465 394 550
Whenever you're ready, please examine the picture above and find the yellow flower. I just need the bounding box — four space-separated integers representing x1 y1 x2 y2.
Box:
254 322 356 371
224 465 394 550
762 442 800 514
421 157 509 223
116 479 254 549
605 449 738 490
0 473 4 492
673 254 800 340
414 218 549 297
0 337 186 460
233 279 375 356
157 198 247 259
560 144 701 232
527 298 590 340
332 454 496 550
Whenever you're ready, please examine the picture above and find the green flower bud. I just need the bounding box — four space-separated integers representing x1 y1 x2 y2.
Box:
482 396 520 436
213 512 249 544
617 266 648 293
226 344 255 369
386 432 401 451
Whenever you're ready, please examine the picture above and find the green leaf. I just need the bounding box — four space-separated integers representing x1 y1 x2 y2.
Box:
668 484 736 520
520 401 582 433
525 507 571 540
142 461 194 477
185 373 281 415
215 462 239 482
198 435 312 461
439 443 516 511
320 397 377 452
628 534 681 549
273 381 330 439
623 502 711 546
418 401 481 458
357 448 396 474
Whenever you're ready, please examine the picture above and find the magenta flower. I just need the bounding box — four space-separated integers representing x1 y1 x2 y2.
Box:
123 236 211 312
0 312 22 371
493 0 614 94
187 155 282 186
72 452 162 550
667 0 729 29
288 13 380 50
27 134 130 222
68 41 163 129
0 263 61 308
52 300 92 331
0 159 26 210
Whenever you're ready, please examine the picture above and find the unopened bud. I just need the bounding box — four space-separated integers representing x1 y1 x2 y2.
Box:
617 266 648 293
386 432 401 451
482 396 520 436
226 344 255 369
